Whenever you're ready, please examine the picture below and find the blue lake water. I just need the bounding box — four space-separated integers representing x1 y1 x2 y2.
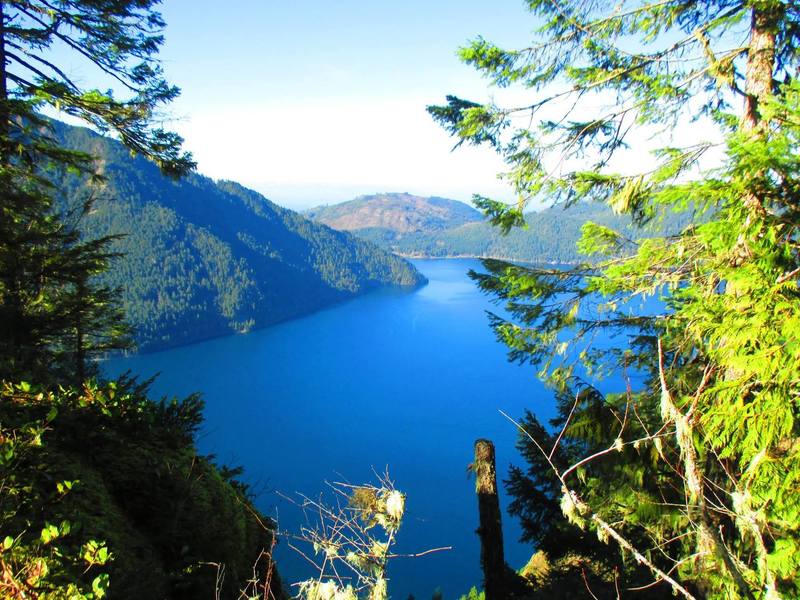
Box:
104 258 565 599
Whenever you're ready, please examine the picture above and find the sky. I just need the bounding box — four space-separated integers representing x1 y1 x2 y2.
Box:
45 0 729 211
138 0 541 210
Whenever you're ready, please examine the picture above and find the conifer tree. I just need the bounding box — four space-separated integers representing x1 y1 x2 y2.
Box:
0 175 131 384
0 1 193 383
431 1 800 597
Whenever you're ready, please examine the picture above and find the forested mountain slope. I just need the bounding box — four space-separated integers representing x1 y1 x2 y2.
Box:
307 195 695 263
50 123 425 352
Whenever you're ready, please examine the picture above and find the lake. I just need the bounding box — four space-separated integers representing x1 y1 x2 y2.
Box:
104 258 561 599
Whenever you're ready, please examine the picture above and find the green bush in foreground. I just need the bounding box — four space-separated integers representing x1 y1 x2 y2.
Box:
0 378 285 599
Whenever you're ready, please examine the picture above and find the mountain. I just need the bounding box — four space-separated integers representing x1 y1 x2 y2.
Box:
304 194 624 263
379 202 642 263
306 192 483 233
306 194 694 264
50 123 426 352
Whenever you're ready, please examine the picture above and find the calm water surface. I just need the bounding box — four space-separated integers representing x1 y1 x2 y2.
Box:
105 259 560 599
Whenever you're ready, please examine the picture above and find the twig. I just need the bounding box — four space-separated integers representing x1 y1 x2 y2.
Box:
500 409 699 600
657 339 756 600
581 568 601 600
387 546 453 559
549 390 581 460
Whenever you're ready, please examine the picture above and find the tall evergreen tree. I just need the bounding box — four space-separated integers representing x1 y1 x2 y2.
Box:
0 0 194 383
0 175 131 384
431 1 800 597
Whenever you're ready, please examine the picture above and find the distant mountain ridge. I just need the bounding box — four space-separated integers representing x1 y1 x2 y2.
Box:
306 192 483 233
51 123 425 352
305 193 694 264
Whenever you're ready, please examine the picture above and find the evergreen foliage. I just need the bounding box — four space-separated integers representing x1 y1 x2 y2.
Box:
0 378 285 599
431 1 800 597
0 0 193 383
0 0 194 175
0 165 132 385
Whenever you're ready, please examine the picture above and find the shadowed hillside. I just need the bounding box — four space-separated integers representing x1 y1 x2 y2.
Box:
49 124 426 352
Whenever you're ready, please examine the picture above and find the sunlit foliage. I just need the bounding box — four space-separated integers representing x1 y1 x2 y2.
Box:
431 1 800 597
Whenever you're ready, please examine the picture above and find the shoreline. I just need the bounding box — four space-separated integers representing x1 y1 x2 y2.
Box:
103 255 581 360
100 278 426 360
395 252 583 266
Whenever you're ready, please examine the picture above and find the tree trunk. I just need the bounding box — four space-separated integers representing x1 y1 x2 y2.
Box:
742 3 781 133
0 0 8 155
474 439 506 600
74 277 86 386
710 6 783 596
0 2 7 101
740 2 781 217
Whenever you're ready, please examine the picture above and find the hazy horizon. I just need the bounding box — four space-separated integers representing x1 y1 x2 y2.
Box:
48 0 541 211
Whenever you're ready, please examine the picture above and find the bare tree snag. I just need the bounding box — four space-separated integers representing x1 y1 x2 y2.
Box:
474 439 506 600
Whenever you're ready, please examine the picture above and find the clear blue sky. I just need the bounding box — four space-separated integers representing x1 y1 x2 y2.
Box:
144 0 540 209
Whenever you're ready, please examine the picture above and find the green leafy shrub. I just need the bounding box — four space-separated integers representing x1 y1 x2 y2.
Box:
0 378 285 599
